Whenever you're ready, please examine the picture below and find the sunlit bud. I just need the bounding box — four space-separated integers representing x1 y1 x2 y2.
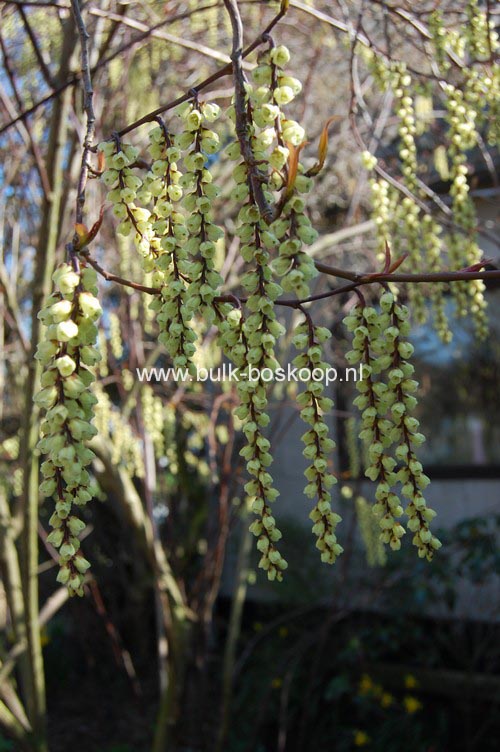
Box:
56 320 79 342
73 555 91 574
270 45 290 67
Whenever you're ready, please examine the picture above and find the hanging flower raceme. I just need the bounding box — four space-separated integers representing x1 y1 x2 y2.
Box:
422 214 451 343
344 302 406 551
225 70 290 578
216 295 288 581
144 121 198 370
443 83 487 338
363 30 493 340
234 222 288 581
382 293 441 560
344 292 441 559
176 100 225 314
34 263 102 595
292 321 342 563
97 141 157 265
249 40 318 298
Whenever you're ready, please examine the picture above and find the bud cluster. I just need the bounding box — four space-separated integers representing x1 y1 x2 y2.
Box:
355 495 387 568
141 384 165 460
34 263 102 594
145 123 197 368
345 415 361 480
382 295 440 559
428 11 450 72
393 68 418 191
99 102 226 371
225 42 304 197
271 192 319 300
391 69 430 323
368 177 398 263
109 311 124 360
250 41 319 304
251 43 304 178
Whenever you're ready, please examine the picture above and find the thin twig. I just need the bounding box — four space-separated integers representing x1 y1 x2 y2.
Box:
71 0 96 229
0 1 227 137
291 0 465 75
88 579 142 697
89 6 247 67
0 30 51 198
0 78 74 138
2 0 69 6
17 5 56 89
0 262 30 352
81 251 161 295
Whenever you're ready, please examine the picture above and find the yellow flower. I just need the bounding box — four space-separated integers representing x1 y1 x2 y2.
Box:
354 730 370 746
403 696 422 714
380 692 394 708
358 674 374 695
253 621 263 632
404 674 418 689
279 626 289 638
271 678 283 689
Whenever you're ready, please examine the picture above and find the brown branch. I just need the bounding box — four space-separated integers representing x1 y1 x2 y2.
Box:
81 251 161 295
214 263 500 310
223 0 274 223
91 251 500 306
88 580 142 697
314 260 500 285
117 67 233 138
